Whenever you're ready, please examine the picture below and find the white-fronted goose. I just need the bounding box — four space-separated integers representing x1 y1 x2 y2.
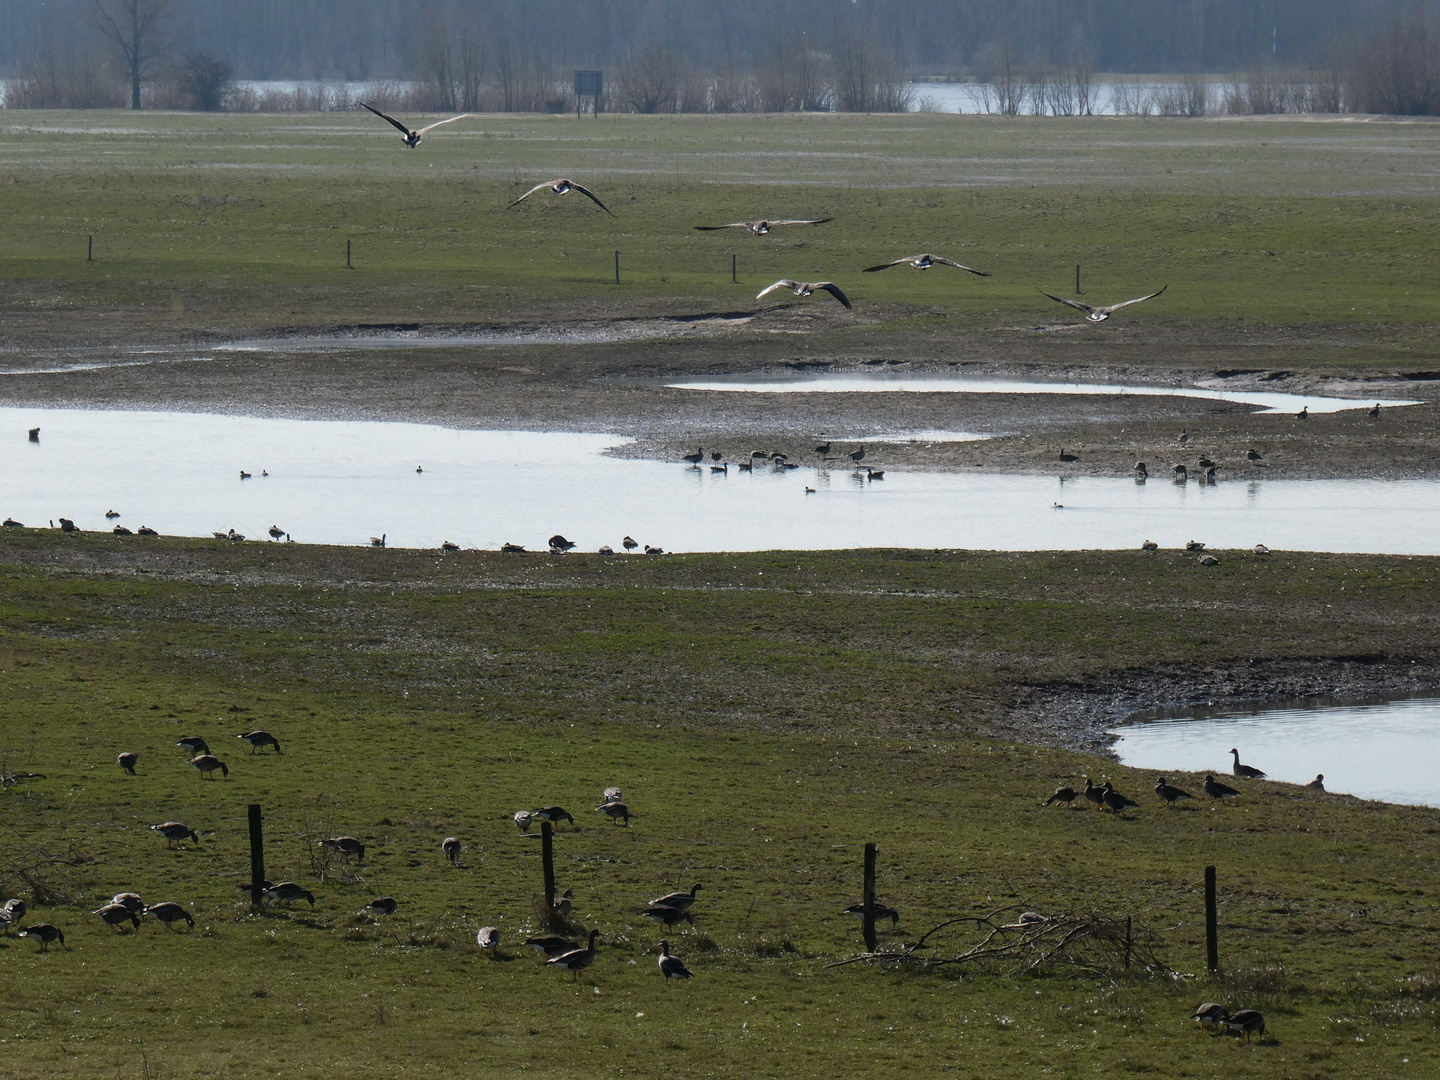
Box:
152 821 200 847
1083 777 1105 809
18 922 63 950
547 928 601 980
1226 1009 1266 1042
117 752 138 775
864 253 988 276
177 736 210 755
642 903 693 927
757 279 851 309
510 179 612 215
595 800 630 825
1101 782 1139 815
94 902 140 931
367 896 399 917
1230 748 1267 779
264 881 316 906
1154 777 1196 806
866 468 885 480
190 754 228 779
1044 785 1078 807
650 884 702 911
442 837 463 865
695 218 830 234
534 806 574 827
360 102 469 147
1306 774 1325 791
1193 1002 1228 1029
144 901 194 929
1203 775 1242 804
3 898 27 920
682 448 704 466
237 730 281 754
1041 285 1166 323
525 933 578 957
318 836 366 862
110 892 144 914
658 940 693 980
842 902 900 926
513 810 534 833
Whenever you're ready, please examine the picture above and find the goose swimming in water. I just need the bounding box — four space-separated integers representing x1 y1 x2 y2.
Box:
1041 285 1166 323
757 279 852 309
864 253 989 276
695 218 831 235
360 102 469 148
371 534 386 547
509 179 612 215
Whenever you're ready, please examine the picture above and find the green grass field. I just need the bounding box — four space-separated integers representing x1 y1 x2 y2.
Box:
3 533 1439 1078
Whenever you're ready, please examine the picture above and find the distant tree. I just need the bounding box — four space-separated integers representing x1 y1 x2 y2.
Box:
91 0 173 110
178 52 235 111
618 43 680 113
1350 8 1439 115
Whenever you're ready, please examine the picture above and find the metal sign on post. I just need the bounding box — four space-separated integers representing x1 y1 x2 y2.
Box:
575 70 603 117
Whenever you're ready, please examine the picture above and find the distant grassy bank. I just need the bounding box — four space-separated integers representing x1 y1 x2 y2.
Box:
2 532 1438 1078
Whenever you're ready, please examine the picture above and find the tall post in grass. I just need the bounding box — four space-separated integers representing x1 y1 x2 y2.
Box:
87 235 93 262
1075 263 1081 294
732 253 737 284
614 250 621 285
347 238 352 270
1205 865 1219 972
248 803 265 911
862 842 878 952
541 821 556 908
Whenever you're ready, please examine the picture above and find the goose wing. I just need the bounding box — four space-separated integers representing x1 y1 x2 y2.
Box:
566 180 613 215
360 102 412 136
1041 290 1098 315
1099 285 1167 314
757 279 801 300
694 221 753 231
863 257 910 272
414 113 471 136
930 256 990 276
508 181 556 208
813 281 852 308
767 217 833 228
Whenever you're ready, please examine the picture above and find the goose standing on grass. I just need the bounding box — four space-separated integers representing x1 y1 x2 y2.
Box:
1226 1009 1266 1042
178 736 210 755
1296 405 1308 420
111 893 144 914
1044 785 1078 807
143 901 196 929
442 837 463 865
1230 748 1267 779
477 925 500 954
1154 777 1196 807
265 882 317 906
190 754 228 779
237 730 281 754
595 800 630 825
318 836 366 862
650 884 702 911
622 536 639 551
1101 782 1139 816
509 179 612 215
658 940 693 981
152 821 201 848
1199 554 1220 566
441 540 460 552
367 896 399 917
642 904 693 927
1193 1002 1229 1030
1246 448 1263 462
1083 776 1105 809
864 253 989 276
1369 402 1381 418
1253 543 1270 555
842 902 900 926
3 518 22 527
525 933 578 957
94 902 140 931
644 545 664 555
1307 774 1326 791
1185 540 1206 551
513 810 534 833
547 929 601 981
1041 285 1166 323
268 526 286 541
18 923 64 951
757 279 852 309
1203 774 1243 804
695 217 831 235
360 102 469 148
1141 540 1158 550
112 526 133 536
117 752 138 775
534 806 575 827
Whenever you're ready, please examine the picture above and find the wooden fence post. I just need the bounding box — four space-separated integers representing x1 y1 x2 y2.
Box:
732 253 737 284
248 803 265 910
347 238 352 269
614 250 621 285
87 234 93 262
862 842 878 952
541 821 556 908
1205 865 1219 973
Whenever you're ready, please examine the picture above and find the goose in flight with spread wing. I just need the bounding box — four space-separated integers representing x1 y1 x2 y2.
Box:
756 279 851 309
864 253 989 276
509 179 612 215
360 103 469 148
695 218 832 235
1041 285 1167 323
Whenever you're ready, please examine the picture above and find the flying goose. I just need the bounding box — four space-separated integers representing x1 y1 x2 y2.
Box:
1193 1002 1229 1029
525 933 578 957
318 836 366 862
658 940 693 980
594 800 630 825
476 925 500 952
94 902 140 931
549 534 577 553
1226 1009 1266 1042
842 902 900 926
110 893 145 914
360 102 469 148
190 754 228 779
1101 782 1139 815
237 730 281 754
1230 748 1266 779
1154 777 1196 806
509 179 612 215
117 752 138 775
178 736 210 755
695 218 831 234
18 923 64 950
442 837 463 865
1203 774 1242 804
864 253 989 276
265 882 317 906
547 928 601 980
152 821 201 847
1041 285 1166 322
1044 785 1078 807
1306 774 1325 791
143 902 194 929
757 279 851 309
650 884 702 911
534 805 574 827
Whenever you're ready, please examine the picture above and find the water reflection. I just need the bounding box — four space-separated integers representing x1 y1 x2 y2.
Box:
2 406 1438 555
1110 695 1440 807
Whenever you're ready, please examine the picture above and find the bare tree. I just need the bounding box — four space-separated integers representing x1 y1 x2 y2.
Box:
618 43 681 113
977 36 1029 116
178 52 234 112
1350 8 1439 115
91 0 173 110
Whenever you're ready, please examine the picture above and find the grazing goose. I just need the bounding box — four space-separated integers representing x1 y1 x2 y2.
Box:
1197 457 1216 469
3 898 27 919
441 540 460 552
476 925 500 953
642 903 693 927
1253 543 1270 555
177 736 210 755
1041 285 1166 323
682 448 704 466
1203 774 1243 804
1185 540 1205 551
2 518 22 527
1058 448 1079 462
370 534 386 548
1082 776 1105 809
143 902 194 929
1141 540 1159 551
190 754 228 779
264 882 317 906
237 730 281 754
1193 1002 1229 1029
622 536 639 551
94 902 140 931
509 179 612 215
1002 911 1048 930
595 800 630 825
360 102 469 148
650 884 702 911
513 810 534 833
501 542 526 553
1198 554 1219 566
110 893 145 914
602 786 623 803
28 426 40 442
318 836 366 862
757 279 851 309
548 534 577 553
268 526 286 541
547 929 601 980
18 923 64 950
525 933 578 957
1230 748 1267 779
1307 773 1325 791
152 821 201 847
658 940 693 981
695 217 831 234
534 806 574 827
113 525 134 535
367 896 399 917
842 902 900 926
1044 785 1078 807
644 545 664 555
1226 1009 1266 1042
864 253 989 276
1204 466 1219 482
237 880 276 900
1154 776 1196 806
1101 782 1139 815
442 837 463 865
117 752 138 775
